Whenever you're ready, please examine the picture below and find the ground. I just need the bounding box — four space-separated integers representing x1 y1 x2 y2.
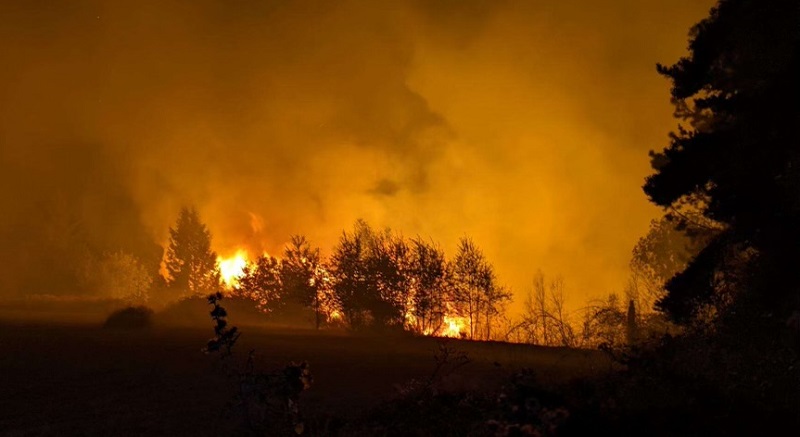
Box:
0 316 607 436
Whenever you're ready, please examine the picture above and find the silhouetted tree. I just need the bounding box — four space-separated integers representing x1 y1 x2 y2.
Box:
450 238 508 340
580 293 626 348
363 229 413 329
281 235 327 329
239 254 284 314
628 217 712 314
408 238 449 334
330 222 371 328
625 299 638 345
330 220 414 330
163 207 220 295
516 271 575 347
645 0 800 325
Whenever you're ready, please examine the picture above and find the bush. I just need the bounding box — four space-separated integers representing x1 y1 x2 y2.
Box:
103 306 153 329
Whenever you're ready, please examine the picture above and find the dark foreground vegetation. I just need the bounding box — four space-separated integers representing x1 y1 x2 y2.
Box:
0 316 605 436
1 293 796 436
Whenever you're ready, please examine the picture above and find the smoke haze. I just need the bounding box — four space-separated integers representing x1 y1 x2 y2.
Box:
0 0 713 309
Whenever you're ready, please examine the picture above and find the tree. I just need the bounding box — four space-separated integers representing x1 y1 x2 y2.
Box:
363 229 413 330
239 254 284 314
450 238 509 340
163 207 220 295
330 222 371 329
643 0 800 325
90 251 153 304
627 216 711 315
281 235 327 329
515 271 576 347
329 220 414 331
407 237 449 335
580 293 626 349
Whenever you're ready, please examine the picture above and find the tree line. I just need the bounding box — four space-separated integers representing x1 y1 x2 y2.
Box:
163 210 511 340
162 207 686 347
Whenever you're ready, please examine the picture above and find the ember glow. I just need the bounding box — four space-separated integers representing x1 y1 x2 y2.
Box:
217 250 249 290
441 315 468 339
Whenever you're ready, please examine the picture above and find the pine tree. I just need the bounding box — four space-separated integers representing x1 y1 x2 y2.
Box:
163 207 220 295
643 0 800 324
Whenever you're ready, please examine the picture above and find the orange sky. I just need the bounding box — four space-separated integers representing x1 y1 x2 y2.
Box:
0 0 715 310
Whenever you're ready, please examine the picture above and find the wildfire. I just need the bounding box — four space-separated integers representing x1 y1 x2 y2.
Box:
441 314 468 338
328 309 342 322
217 250 249 289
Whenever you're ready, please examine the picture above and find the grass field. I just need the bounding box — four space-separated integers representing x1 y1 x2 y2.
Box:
0 314 609 436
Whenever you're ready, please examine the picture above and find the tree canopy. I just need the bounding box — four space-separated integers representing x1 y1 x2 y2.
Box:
163 207 220 295
644 0 800 324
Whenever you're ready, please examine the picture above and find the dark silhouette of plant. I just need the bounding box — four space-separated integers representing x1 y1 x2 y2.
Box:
407 237 450 335
281 235 329 329
451 238 509 340
513 271 577 347
237 253 284 314
329 221 371 329
644 0 800 326
163 207 220 296
203 292 312 435
329 220 413 331
203 292 240 358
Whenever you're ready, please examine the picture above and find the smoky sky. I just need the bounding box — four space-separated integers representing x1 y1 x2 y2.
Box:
0 0 713 308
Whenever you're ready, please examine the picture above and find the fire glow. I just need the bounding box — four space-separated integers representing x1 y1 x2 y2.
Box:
217 250 248 289
216 248 471 338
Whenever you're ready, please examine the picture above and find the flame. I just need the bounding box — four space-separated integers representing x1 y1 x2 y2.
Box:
328 309 342 322
440 314 468 338
217 250 249 289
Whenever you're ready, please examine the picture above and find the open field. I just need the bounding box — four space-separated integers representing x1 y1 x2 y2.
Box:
0 317 608 436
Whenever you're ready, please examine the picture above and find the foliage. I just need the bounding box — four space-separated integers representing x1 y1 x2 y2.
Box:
643 0 800 325
203 292 312 435
407 238 450 335
237 253 284 314
348 357 573 437
203 292 240 357
281 235 330 329
512 271 577 347
580 294 627 349
163 207 220 296
329 220 414 331
627 217 709 315
82 251 153 304
103 305 153 329
329 221 372 329
450 238 510 340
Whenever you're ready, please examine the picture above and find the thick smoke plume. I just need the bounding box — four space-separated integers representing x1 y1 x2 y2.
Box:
0 0 712 309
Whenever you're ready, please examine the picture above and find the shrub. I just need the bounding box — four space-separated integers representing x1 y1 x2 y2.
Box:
203 292 313 435
103 306 153 329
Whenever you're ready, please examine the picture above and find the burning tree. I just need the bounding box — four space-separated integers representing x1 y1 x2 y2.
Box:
163 206 220 295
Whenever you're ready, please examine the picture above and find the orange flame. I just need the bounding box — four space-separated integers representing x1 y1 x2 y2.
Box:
440 314 468 338
217 250 249 289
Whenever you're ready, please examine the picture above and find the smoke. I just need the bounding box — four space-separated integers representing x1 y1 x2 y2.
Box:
0 0 712 308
